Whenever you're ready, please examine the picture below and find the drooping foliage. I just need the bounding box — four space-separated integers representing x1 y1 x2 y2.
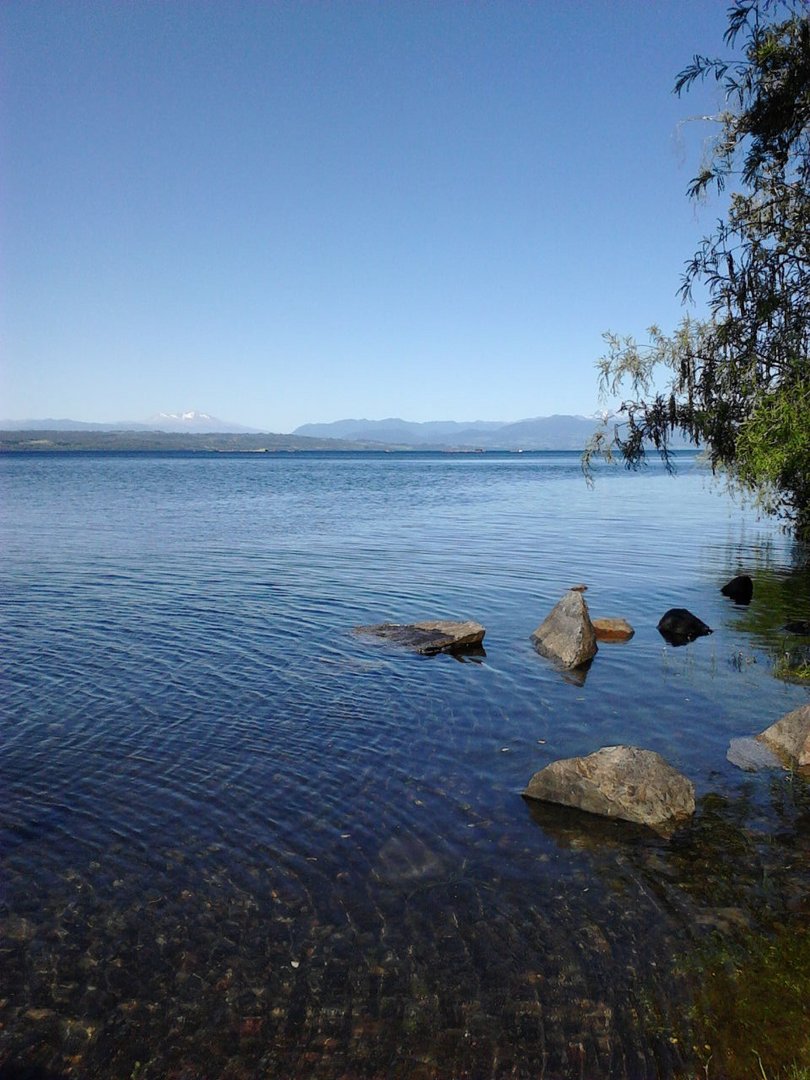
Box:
585 0 810 539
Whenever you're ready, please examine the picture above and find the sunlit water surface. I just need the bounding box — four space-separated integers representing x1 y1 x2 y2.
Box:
1 452 809 1078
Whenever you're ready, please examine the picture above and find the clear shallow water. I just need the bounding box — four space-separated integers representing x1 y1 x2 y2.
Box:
1 451 808 1078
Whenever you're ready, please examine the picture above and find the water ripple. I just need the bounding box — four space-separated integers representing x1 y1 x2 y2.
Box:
1 452 809 1077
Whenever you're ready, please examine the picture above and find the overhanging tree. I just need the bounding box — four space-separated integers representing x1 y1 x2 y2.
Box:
585 0 810 539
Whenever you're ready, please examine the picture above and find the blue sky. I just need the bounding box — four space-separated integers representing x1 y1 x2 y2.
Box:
3 1 735 431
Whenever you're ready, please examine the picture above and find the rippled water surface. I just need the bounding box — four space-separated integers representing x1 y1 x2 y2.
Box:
1 451 809 1078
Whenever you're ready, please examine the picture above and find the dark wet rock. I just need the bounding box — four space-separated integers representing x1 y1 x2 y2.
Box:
523 745 696 830
592 617 635 642
756 704 810 769
726 736 782 772
657 608 712 646
720 574 753 605
531 591 597 670
783 619 810 636
569 583 588 592
353 619 485 655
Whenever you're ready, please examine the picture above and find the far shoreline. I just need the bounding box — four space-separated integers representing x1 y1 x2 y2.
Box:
0 429 702 457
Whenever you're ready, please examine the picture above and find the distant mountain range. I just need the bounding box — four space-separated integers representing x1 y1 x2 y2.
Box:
293 415 606 450
0 411 265 434
1 412 696 452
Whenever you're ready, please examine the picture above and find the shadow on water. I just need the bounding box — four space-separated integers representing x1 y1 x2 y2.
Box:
529 649 594 687
446 645 487 665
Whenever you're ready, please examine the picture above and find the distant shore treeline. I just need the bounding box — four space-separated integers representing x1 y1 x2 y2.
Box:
0 430 374 453
0 429 701 455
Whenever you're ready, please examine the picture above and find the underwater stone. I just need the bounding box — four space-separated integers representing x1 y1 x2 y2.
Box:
726 736 782 772
523 745 696 829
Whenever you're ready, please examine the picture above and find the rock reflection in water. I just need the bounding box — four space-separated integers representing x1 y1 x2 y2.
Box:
523 797 671 852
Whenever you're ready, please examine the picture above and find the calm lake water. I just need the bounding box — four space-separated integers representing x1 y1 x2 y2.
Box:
1 451 809 1079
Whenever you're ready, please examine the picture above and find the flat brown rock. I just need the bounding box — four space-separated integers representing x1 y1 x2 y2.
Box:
523 745 695 830
592 617 635 642
755 704 810 768
354 619 485 655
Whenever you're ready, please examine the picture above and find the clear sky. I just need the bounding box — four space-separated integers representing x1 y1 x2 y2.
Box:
2 1 736 432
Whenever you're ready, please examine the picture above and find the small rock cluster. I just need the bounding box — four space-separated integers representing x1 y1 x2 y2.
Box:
355 570 808 832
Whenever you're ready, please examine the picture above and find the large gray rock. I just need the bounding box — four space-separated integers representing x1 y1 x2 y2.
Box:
531 590 597 669
756 704 810 768
523 745 696 829
354 619 485 655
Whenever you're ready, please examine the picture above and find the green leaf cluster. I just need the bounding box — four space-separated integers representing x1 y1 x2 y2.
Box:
586 0 810 539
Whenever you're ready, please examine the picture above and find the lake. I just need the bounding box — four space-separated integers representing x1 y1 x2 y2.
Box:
1 451 809 1079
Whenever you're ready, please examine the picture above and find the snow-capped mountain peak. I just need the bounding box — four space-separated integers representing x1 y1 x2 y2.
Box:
145 411 263 433
153 410 214 423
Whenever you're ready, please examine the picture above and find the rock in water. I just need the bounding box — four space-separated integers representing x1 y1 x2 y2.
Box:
783 620 810 636
657 608 713 646
721 574 753 605
531 590 597 670
726 737 782 772
354 619 485 655
592 617 635 642
756 704 810 768
523 745 695 829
